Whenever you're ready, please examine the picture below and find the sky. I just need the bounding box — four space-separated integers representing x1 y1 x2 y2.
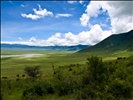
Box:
1 0 133 46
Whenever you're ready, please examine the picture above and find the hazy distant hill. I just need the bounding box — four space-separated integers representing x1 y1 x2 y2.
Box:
1 43 89 51
79 30 133 53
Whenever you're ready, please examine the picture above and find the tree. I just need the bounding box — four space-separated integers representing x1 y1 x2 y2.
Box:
87 56 108 85
24 66 42 79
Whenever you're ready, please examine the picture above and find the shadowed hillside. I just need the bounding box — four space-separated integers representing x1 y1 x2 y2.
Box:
78 30 133 53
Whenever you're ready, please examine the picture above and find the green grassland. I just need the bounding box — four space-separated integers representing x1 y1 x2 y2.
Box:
1 50 77 78
2 49 133 78
1 49 133 100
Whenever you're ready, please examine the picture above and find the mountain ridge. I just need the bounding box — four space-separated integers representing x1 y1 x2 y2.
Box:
78 30 133 53
1 43 90 51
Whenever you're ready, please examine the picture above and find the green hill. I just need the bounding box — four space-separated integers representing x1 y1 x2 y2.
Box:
79 30 133 53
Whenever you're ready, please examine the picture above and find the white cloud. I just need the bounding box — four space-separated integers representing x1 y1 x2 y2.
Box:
100 23 107 27
1 41 30 45
80 13 90 26
21 4 25 7
21 4 53 20
80 1 133 34
67 1 77 4
105 1 133 33
68 1 84 4
42 24 111 46
33 5 53 17
21 13 40 20
111 17 132 34
78 24 112 45
3 24 112 46
55 14 72 18
80 1 102 26
18 37 22 40
5 1 132 46
79 1 84 4
29 36 37 42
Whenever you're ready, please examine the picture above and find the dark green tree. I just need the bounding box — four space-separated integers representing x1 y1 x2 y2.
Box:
24 66 42 79
87 56 108 85
81 56 109 99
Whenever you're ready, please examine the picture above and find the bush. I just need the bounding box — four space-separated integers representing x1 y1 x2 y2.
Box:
53 67 81 96
24 66 42 79
78 56 111 99
108 80 133 99
76 86 98 100
22 81 54 98
54 75 77 96
86 56 109 85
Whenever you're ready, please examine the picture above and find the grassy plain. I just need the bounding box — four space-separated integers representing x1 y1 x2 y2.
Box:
1 49 133 100
1 50 74 78
1 49 133 79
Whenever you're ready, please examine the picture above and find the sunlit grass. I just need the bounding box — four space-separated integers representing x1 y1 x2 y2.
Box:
1 49 133 79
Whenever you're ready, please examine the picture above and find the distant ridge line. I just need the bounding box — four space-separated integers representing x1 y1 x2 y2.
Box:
78 30 133 53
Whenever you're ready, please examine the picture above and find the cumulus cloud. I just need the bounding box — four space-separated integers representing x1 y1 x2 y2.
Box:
39 24 112 46
55 14 72 18
29 36 37 42
80 13 90 26
78 24 112 45
80 1 133 34
21 14 40 20
106 1 133 33
21 4 53 20
5 1 132 46
33 5 53 17
80 1 102 26
4 24 112 46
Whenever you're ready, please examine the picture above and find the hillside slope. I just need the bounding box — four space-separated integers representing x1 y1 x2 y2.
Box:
79 30 133 53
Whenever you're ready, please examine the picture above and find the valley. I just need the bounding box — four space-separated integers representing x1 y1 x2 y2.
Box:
1 30 133 100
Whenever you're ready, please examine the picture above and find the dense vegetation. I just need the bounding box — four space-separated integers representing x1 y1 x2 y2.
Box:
1 56 133 100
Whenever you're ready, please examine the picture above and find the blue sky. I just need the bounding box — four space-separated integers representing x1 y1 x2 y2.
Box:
1 1 133 46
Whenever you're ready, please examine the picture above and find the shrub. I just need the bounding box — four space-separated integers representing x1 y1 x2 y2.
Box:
76 86 98 100
22 80 54 98
108 80 133 99
54 67 80 96
24 66 42 79
86 56 108 85
78 56 110 99
54 76 76 96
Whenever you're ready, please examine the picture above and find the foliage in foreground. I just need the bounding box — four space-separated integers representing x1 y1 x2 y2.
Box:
1 56 133 100
24 65 42 79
